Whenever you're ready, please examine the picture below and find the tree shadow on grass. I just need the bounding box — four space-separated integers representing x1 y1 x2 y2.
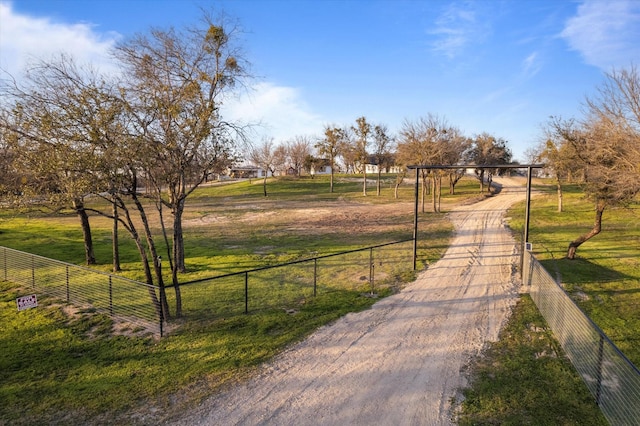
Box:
540 257 635 286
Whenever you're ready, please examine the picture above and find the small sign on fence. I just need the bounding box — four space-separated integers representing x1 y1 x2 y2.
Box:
17 294 38 311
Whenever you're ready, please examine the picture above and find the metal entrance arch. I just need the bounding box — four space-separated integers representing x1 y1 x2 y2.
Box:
407 164 544 273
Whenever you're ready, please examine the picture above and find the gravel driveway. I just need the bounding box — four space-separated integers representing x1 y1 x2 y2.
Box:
173 177 528 426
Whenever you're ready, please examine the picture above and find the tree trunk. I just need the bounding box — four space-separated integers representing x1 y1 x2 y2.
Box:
420 171 427 213
171 202 185 317
263 175 268 197
437 175 442 212
112 199 121 272
363 168 367 196
566 199 606 259
118 201 162 321
72 198 96 265
478 169 485 193
132 193 170 319
376 169 381 196
556 175 563 213
431 175 438 213
329 158 334 193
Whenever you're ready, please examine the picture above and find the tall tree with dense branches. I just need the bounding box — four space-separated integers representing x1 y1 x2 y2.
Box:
114 12 249 316
467 133 512 193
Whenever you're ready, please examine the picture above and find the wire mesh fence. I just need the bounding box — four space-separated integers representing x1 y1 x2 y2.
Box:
3 240 414 336
173 239 415 320
523 251 640 426
1 246 163 336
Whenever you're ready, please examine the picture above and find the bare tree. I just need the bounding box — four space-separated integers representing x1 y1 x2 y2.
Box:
372 124 394 196
0 55 169 317
352 116 372 196
537 117 583 212
0 56 118 265
397 118 433 213
397 114 461 212
467 133 512 193
287 135 313 176
553 66 640 259
316 125 346 193
249 138 277 196
113 12 249 316
272 143 289 176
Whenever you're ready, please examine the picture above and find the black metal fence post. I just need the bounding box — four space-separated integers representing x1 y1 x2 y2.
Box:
412 168 419 270
66 265 70 302
109 276 113 315
596 333 605 406
313 258 317 297
31 254 35 288
159 295 164 337
244 272 249 314
369 247 374 294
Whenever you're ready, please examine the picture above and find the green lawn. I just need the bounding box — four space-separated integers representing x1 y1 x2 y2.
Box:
2 176 633 424
0 174 466 424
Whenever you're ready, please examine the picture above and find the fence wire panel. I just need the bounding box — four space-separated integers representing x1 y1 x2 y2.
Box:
370 240 414 288
525 252 640 426
175 274 247 319
316 250 372 293
248 261 316 312
1 246 162 336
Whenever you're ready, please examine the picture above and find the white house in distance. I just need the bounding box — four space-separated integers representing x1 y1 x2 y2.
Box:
309 163 332 177
228 165 272 179
364 163 403 174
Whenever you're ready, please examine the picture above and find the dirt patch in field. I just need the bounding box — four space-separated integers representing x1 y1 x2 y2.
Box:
184 200 415 237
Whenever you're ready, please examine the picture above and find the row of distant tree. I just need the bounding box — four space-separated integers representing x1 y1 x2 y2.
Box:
247 114 513 206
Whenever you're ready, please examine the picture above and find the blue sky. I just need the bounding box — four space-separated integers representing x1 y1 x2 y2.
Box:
1 0 639 161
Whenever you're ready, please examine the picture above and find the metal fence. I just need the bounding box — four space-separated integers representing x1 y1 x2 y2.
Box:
2 240 414 337
170 239 415 321
1 246 163 336
523 250 640 426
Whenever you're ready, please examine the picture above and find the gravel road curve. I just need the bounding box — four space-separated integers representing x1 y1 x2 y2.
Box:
173 177 528 426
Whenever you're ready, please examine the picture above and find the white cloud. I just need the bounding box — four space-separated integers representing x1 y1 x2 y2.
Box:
223 82 324 142
561 0 640 70
522 51 542 78
430 2 492 59
0 2 321 145
0 1 119 79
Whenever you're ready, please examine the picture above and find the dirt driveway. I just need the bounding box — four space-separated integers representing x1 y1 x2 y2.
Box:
173 177 529 426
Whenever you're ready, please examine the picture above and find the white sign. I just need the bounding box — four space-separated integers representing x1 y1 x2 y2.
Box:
17 294 38 311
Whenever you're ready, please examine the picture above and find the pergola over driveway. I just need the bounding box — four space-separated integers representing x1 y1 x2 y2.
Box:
407 164 545 271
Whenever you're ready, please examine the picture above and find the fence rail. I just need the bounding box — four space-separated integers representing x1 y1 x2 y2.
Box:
523 250 640 426
2 240 415 337
169 239 415 320
1 246 163 336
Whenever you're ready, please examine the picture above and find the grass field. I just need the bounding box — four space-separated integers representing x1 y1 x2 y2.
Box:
0 174 462 424
1 175 633 424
